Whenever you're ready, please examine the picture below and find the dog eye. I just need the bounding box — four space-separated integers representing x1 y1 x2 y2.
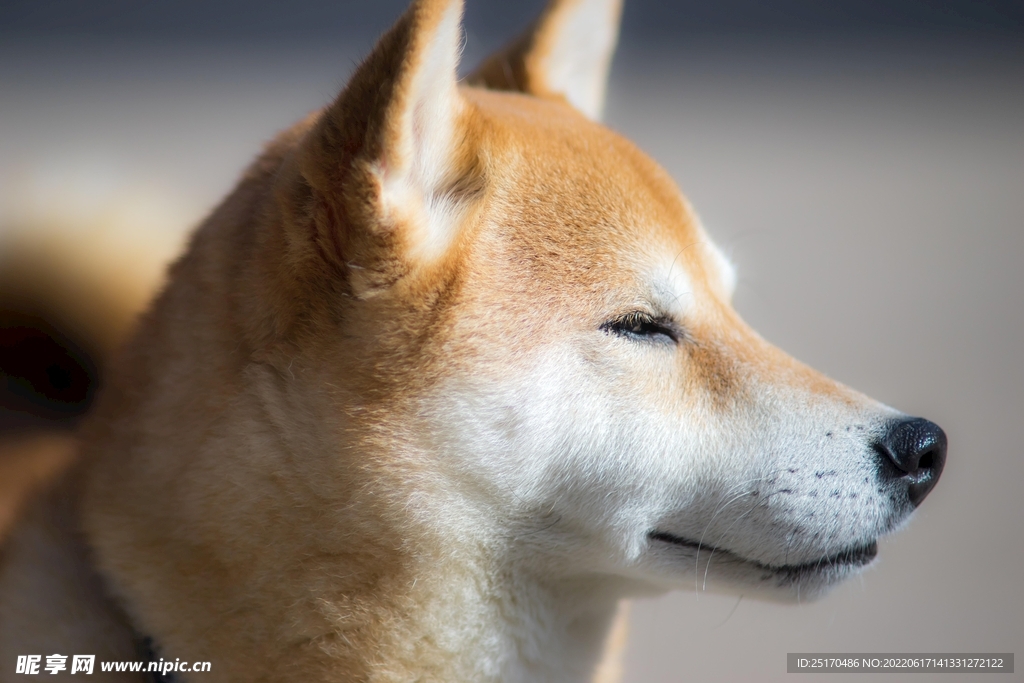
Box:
601 312 681 344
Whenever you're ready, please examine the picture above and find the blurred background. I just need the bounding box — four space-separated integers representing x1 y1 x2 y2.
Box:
1 1 1021 680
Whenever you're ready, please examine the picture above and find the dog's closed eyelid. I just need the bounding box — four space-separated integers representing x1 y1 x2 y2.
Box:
600 311 684 344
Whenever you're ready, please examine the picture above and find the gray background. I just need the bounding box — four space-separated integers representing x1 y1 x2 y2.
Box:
2 1 1021 680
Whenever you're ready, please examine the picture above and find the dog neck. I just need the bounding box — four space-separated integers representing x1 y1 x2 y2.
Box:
315 553 626 682
229 365 627 681
200 482 630 681
261 447 628 681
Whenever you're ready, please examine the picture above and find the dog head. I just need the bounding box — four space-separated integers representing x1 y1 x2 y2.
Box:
249 0 950 602
259 0 946 601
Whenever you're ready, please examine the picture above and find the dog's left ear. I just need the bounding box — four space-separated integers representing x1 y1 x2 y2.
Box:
467 0 623 120
298 0 475 296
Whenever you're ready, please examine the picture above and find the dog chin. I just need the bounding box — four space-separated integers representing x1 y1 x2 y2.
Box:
646 532 879 602
736 542 879 602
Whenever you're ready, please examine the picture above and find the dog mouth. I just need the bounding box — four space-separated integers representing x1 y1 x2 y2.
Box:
649 530 879 578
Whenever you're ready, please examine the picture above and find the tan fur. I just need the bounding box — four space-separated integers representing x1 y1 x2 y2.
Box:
0 0 925 681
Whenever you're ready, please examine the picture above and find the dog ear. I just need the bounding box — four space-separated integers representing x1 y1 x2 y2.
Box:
467 0 623 120
299 0 475 297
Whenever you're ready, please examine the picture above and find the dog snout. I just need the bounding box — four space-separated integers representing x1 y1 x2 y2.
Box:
873 417 947 507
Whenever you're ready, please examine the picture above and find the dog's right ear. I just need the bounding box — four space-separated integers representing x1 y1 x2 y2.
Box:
467 0 623 120
299 0 475 297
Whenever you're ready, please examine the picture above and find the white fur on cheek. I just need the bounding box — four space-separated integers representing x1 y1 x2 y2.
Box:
422 340 707 571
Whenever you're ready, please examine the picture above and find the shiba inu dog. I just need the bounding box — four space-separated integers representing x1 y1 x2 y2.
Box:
0 0 947 680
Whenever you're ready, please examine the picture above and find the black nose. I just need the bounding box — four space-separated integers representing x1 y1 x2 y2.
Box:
874 417 947 507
